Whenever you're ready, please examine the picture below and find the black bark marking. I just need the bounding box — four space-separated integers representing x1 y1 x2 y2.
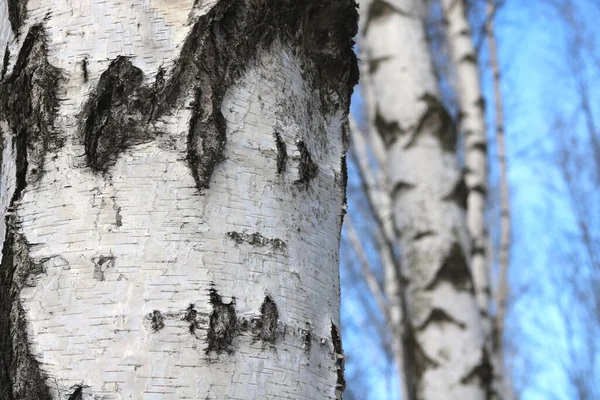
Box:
295 140 318 186
460 351 493 396
408 93 456 151
0 25 59 400
340 153 348 225
0 25 60 192
258 296 278 344
374 109 406 146
7 0 27 35
443 173 468 210
67 385 84 400
413 230 435 241
81 57 89 83
226 231 286 252
302 324 312 356
331 323 346 396
81 56 154 171
274 130 287 174
1 46 9 80
426 243 474 292
391 181 416 200
112 199 122 227
206 288 237 354
150 310 165 332
183 304 202 335
418 308 466 330
92 255 114 281
0 220 52 400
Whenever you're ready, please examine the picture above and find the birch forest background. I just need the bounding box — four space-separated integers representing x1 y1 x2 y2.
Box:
342 0 600 399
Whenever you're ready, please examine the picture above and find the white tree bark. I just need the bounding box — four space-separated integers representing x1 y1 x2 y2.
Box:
359 0 492 398
439 0 491 331
0 1 358 399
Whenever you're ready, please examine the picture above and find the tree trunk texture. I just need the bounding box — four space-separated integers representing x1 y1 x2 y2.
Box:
0 1 358 399
358 0 492 399
439 0 491 333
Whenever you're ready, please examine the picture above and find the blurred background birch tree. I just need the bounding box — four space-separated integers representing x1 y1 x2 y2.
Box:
339 0 600 399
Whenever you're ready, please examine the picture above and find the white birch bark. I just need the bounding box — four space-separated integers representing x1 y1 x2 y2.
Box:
359 0 492 398
0 0 358 399
439 0 491 330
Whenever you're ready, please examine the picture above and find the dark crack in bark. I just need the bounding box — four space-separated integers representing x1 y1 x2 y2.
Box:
206 287 237 354
295 140 318 186
331 323 346 398
274 130 287 174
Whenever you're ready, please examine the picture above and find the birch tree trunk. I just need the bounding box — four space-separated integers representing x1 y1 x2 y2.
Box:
439 0 491 332
359 0 492 398
0 1 358 399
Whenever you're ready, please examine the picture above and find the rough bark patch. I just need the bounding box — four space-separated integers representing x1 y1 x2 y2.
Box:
258 296 278 344
0 220 52 400
226 231 286 252
7 0 27 35
0 25 59 400
206 288 237 354
0 25 60 191
331 323 346 397
274 130 287 174
295 140 318 186
81 56 155 171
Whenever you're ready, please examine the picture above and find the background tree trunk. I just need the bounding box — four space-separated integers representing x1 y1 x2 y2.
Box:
439 0 491 335
359 0 492 398
0 1 357 399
